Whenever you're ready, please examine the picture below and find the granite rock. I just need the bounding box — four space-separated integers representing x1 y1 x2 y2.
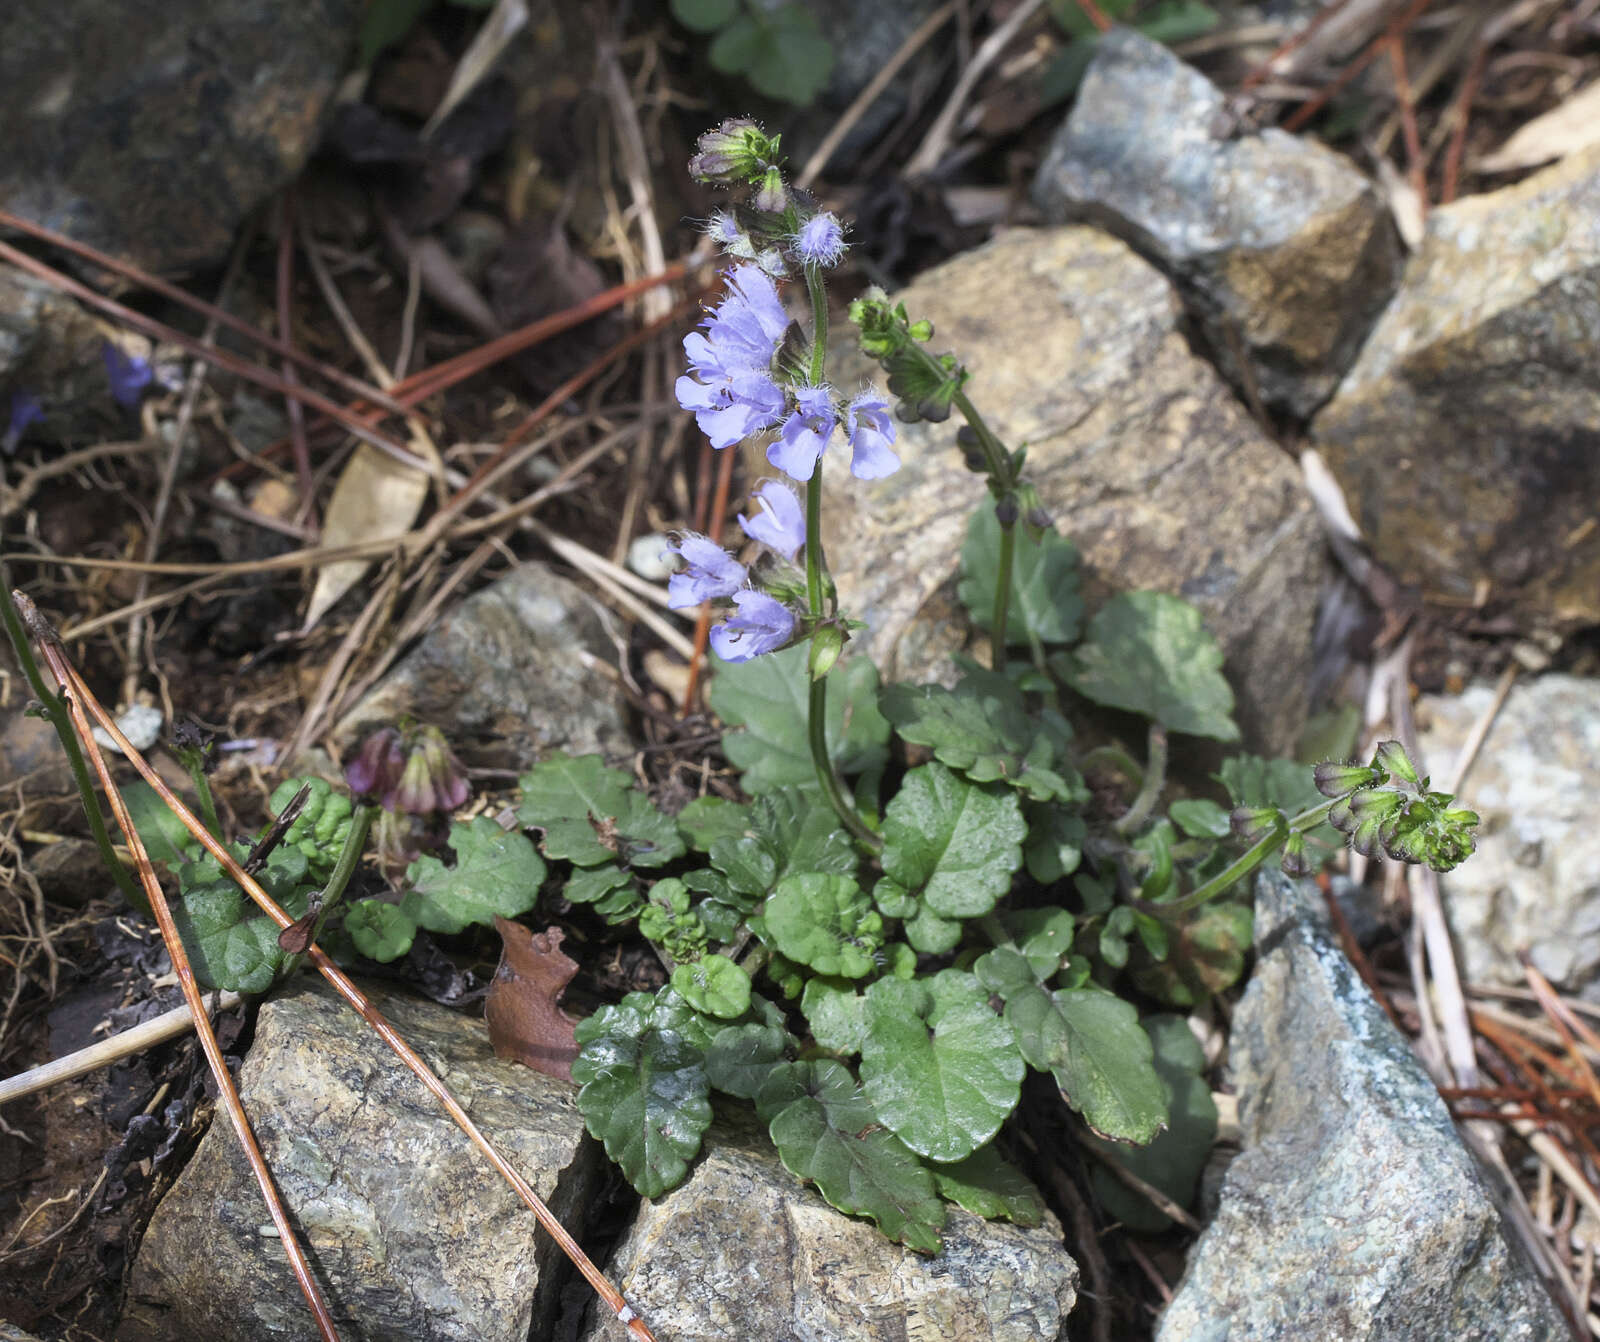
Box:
579 1111 1077 1342
333 562 632 773
1311 145 1600 629
0 0 360 275
821 226 1328 754
1416 675 1600 993
1033 28 1401 418
120 980 604 1342
1156 870 1567 1341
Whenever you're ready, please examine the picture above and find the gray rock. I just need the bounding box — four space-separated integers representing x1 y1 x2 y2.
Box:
1157 870 1567 1342
820 226 1328 754
1416 675 1600 993
1311 145 1600 629
1032 28 1401 419
579 1111 1076 1342
120 979 604 1342
0 0 361 275
333 562 632 773
1 1325 46 1342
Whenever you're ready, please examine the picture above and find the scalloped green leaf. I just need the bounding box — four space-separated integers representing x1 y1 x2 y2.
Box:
343 897 418 963
1004 985 1167 1144
564 863 632 904
959 503 1083 646
173 847 312 994
670 0 736 33
675 795 750 851
517 755 685 869
708 789 856 900
801 975 865 1054
880 672 1083 803
704 1019 792 1098
764 874 882 978
1169 798 1232 838
670 954 752 1020
406 817 546 935
931 1143 1046 1226
1003 907 1077 979
123 778 204 870
1087 1014 1216 1231
572 992 714 1198
762 1060 946 1252
904 905 962 954
711 646 888 794
882 763 1026 919
1060 592 1240 741
1024 803 1086 883
860 974 1023 1163
709 6 834 106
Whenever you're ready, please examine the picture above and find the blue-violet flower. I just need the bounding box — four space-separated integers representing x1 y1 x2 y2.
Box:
737 479 806 562
793 212 846 267
845 391 900 479
768 383 837 482
4 391 44 453
103 341 153 409
665 533 747 609
675 265 789 450
711 590 795 662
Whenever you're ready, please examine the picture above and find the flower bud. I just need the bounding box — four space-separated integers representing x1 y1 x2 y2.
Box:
752 166 789 214
1231 805 1282 842
994 496 1020 528
1313 759 1383 798
1279 833 1312 878
809 625 845 680
688 119 776 184
1373 740 1422 789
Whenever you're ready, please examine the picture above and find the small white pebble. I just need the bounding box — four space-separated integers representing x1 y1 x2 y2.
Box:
92 703 164 754
628 532 677 583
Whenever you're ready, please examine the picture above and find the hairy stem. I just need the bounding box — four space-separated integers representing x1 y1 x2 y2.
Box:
990 516 1014 668
1113 724 1168 836
1163 797 1339 916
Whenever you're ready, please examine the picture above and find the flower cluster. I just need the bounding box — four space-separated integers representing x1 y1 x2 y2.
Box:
347 724 472 876
669 120 903 663
1315 740 1479 872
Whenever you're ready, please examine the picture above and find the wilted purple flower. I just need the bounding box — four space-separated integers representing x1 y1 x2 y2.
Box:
3 391 44 454
393 725 471 815
346 726 406 805
768 384 837 482
664 533 747 609
706 210 744 248
793 212 846 267
737 480 805 562
711 590 795 662
845 391 900 479
102 341 153 409
675 265 789 450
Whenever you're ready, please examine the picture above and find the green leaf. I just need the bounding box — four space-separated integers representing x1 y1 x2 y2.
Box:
670 955 752 1020
974 946 1043 1000
1024 803 1085 883
358 0 434 66
1004 985 1168 1143
802 975 865 1054
1003 907 1077 979
267 777 353 881
881 673 1083 803
123 779 201 869
1137 0 1221 45
709 790 857 899
1130 901 1252 1006
564 863 633 904
931 1143 1046 1226
572 992 715 1198
517 755 684 869
670 0 737 32
764 874 882 979
1088 1014 1216 1231
860 975 1024 1163
710 7 834 106
343 897 418 963
172 849 312 994
763 1060 946 1252
1060 592 1240 741
711 646 889 794
675 795 749 851
904 905 963 954
881 763 1026 919
1218 753 1336 845
1169 798 1232 838
704 1019 791 1098
959 503 1083 646
406 817 546 935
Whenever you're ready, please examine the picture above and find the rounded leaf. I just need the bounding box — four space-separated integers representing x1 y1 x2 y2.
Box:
764 873 881 978
882 763 1025 919
671 954 752 1020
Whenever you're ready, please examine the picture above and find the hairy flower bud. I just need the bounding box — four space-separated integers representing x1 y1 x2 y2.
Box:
689 119 778 184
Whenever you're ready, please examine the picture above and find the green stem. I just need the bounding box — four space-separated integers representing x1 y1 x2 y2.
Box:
800 264 880 854
990 517 1014 670
1162 797 1339 917
0 583 141 906
1113 725 1168 836
181 753 224 843
280 803 376 977
1080 745 1144 791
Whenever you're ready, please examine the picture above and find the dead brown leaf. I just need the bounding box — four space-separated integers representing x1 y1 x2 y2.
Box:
484 917 580 1082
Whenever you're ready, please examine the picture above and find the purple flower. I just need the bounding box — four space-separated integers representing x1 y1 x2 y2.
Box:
346 726 406 804
793 212 846 267
711 590 795 662
675 265 790 450
665 533 747 609
4 391 44 453
738 480 806 562
393 726 471 815
706 210 744 248
767 384 837 482
102 340 153 409
846 391 900 479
